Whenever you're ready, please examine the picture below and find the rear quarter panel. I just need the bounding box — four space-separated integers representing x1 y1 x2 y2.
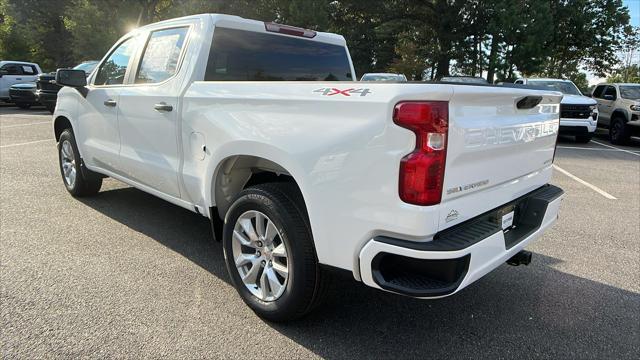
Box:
182 82 454 273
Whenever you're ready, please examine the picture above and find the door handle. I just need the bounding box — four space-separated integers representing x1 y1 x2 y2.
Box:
103 99 117 107
154 102 173 112
16 78 22 80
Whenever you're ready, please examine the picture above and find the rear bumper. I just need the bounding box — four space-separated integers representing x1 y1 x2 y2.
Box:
359 184 564 298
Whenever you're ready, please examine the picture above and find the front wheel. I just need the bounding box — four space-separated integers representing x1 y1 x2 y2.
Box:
223 183 328 322
610 117 631 145
58 129 102 197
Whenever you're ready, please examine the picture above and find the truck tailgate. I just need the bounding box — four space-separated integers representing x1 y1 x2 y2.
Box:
439 86 561 229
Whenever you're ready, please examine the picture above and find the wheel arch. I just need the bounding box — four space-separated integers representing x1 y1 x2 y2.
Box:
53 115 73 142
611 109 629 122
209 153 309 222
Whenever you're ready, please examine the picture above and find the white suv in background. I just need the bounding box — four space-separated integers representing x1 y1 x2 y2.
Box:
591 83 640 144
0 60 42 102
515 78 598 143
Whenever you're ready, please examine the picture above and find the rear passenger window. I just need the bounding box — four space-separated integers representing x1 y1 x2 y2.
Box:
0 64 23 75
94 37 137 86
135 27 189 84
22 65 36 75
205 27 352 81
592 85 606 98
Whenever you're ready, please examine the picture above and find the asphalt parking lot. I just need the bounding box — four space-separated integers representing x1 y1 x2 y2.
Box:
1 104 639 359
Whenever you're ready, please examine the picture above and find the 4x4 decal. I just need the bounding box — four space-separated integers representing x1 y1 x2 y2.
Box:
313 88 371 97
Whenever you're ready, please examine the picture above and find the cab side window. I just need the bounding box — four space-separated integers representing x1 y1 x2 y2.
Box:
135 27 188 84
592 85 606 98
94 37 137 86
604 86 617 100
22 65 37 75
0 64 23 75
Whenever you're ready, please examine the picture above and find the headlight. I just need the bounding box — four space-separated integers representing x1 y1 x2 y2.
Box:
631 104 640 111
589 105 598 112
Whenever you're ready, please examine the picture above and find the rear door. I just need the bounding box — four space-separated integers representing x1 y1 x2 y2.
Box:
599 86 617 123
116 26 190 198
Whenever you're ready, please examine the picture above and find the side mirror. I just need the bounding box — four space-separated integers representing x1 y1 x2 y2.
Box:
55 69 87 87
0 69 7 78
603 94 615 101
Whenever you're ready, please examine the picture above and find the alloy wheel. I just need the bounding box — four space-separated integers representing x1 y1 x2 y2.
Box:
231 210 289 301
60 140 77 188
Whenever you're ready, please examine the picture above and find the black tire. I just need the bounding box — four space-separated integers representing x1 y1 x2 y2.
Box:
609 116 631 145
222 182 328 322
57 129 102 197
15 102 31 109
575 134 593 143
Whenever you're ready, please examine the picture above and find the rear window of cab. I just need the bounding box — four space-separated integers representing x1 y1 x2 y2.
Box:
205 27 352 81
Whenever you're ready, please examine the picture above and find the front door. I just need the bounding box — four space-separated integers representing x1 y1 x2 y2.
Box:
117 27 189 198
599 86 618 126
76 36 138 173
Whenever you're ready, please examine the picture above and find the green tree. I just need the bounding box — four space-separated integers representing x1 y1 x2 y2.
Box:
2 0 74 70
0 0 634 80
543 0 630 78
0 0 31 61
607 64 640 83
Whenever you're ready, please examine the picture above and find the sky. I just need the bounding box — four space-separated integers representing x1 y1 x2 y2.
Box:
587 0 640 85
625 0 640 27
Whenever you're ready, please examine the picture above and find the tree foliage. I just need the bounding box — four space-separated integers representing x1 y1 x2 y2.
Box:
0 0 635 84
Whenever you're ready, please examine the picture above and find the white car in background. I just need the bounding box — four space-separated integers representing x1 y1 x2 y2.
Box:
515 78 598 143
0 60 42 102
360 73 407 82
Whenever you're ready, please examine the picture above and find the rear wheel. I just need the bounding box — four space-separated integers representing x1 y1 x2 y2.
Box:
609 116 630 145
15 102 31 109
58 129 102 197
222 183 328 322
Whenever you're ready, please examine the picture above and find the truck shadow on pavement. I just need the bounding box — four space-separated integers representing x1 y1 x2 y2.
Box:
80 186 640 359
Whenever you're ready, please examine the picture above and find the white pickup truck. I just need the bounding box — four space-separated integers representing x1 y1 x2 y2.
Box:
53 14 564 321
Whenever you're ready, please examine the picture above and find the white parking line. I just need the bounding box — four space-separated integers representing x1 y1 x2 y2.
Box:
0 139 53 148
591 140 640 157
556 146 636 152
553 164 617 200
0 121 51 129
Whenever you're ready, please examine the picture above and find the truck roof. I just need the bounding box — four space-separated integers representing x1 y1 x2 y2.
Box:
135 13 346 47
0 60 40 66
596 82 640 86
525 78 572 82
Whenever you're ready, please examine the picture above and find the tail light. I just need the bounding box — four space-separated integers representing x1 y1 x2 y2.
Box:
393 101 449 205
